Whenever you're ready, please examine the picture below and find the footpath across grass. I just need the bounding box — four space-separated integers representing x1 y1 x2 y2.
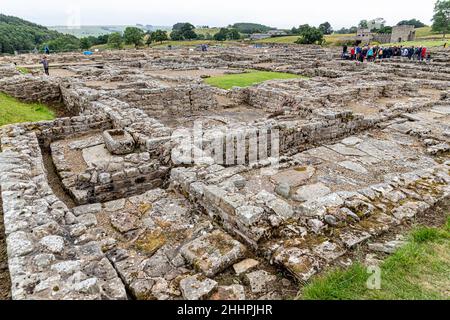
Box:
300 216 450 300
204 70 306 90
0 93 55 127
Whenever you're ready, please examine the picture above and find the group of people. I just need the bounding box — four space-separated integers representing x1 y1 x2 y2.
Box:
342 45 431 63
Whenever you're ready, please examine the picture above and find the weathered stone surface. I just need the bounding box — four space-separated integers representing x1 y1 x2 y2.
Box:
181 230 246 277
210 285 246 300
270 166 315 188
236 206 265 226
39 235 65 254
179 275 218 300
245 270 276 294
294 183 331 202
338 161 368 174
233 258 260 275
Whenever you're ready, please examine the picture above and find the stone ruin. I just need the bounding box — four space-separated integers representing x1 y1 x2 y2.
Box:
0 45 448 300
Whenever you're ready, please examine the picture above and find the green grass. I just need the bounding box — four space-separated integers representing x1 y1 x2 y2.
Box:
300 216 450 300
0 93 55 127
254 33 355 46
382 39 448 48
16 66 31 74
204 70 306 90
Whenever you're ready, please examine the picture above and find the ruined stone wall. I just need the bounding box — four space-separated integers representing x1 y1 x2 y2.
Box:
0 64 20 78
0 75 61 104
112 84 218 116
3 115 113 148
51 141 170 205
60 84 102 115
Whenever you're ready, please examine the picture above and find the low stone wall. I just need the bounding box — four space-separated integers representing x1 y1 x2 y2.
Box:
1 115 113 148
112 84 218 116
51 139 170 205
0 75 61 104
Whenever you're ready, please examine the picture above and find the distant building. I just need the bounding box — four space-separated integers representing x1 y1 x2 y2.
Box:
356 28 372 42
354 25 416 44
267 30 288 37
390 25 416 43
250 33 271 40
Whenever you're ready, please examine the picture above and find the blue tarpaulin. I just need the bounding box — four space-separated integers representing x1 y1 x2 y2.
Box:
83 51 93 55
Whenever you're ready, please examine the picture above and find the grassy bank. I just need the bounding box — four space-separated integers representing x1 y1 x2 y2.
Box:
204 70 305 89
300 216 450 300
0 93 55 126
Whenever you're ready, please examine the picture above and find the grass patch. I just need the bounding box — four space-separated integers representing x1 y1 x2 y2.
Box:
16 67 31 74
204 70 306 90
0 93 55 127
382 39 448 48
254 33 355 46
300 216 450 300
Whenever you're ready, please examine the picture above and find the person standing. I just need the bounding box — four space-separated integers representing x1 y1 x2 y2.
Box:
40 56 49 75
367 47 374 61
350 47 356 60
421 47 427 61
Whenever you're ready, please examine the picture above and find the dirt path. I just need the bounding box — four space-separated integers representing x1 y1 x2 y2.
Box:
0 190 11 300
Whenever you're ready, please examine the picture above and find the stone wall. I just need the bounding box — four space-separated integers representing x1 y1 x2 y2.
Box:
112 84 218 116
0 75 61 104
51 140 170 205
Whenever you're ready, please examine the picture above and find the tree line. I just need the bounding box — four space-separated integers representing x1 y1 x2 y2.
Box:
1 1 447 54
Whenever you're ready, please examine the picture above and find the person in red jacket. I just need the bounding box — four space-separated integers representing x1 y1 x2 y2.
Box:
421 47 427 61
350 47 356 60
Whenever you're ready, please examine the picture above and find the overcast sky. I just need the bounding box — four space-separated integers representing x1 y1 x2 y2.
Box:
1 0 436 29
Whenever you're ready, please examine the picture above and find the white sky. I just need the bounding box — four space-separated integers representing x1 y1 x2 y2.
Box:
0 0 436 29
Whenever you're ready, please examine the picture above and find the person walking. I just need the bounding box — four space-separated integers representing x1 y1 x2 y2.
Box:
40 56 49 75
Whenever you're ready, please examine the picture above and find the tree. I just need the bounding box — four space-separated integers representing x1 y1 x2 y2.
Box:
213 28 241 41
80 37 91 50
108 32 123 49
397 19 426 28
292 24 311 35
231 23 272 34
228 28 241 40
359 20 369 28
432 0 450 38
214 28 228 41
295 26 324 45
336 26 358 34
0 13 81 54
148 30 168 44
170 30 184 41
319 22 333 35
96 34 109 45
123 27 144 48
171 23 198 40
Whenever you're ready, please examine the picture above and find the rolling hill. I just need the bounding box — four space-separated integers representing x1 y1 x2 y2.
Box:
0 14 80 54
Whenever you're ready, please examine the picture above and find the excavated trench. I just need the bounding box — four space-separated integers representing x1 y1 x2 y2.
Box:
0 189 11 300
41 145 76 209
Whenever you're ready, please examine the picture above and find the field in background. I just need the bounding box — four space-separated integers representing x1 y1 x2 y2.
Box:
204 70 305 89
0 93 55 126
84 25 448 51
